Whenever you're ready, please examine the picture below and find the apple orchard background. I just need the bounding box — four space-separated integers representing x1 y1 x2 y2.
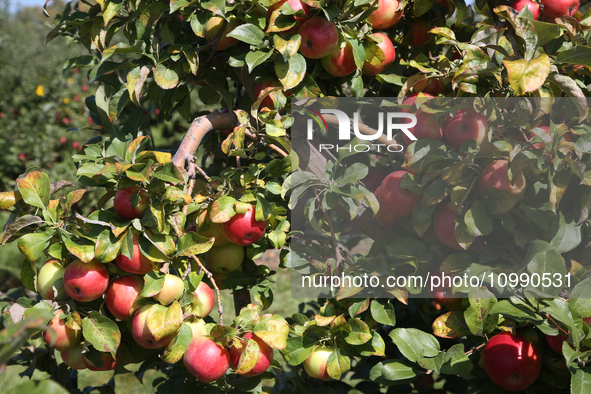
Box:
3 0 591 393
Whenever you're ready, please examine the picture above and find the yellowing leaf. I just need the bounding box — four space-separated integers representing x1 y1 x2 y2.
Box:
503 54 551 96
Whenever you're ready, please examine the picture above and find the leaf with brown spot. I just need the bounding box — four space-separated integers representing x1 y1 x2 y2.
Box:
432 311 471 339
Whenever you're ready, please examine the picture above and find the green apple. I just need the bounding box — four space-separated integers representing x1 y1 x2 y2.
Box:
154 274 185 305
303 346 334 380
205 243 245 274
200 223 229 246
37 259 69 301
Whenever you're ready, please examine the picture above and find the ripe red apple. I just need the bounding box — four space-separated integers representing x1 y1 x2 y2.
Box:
298 17 339 59
115 233 153 275
60 342 87 369
374 186 399 227
113 187 150 221
413 78 445 96
482 332 541 391
37 259 69 301
402 112 443 145
154 274 185 305
201 222 230 246
223 205 267 246
408 19 432 47
303 346 333 381
541 0 579 20
584 317 591 324
184 337 230 383
546 333 569 354
367 0 404 29
104 275 144 320
378 171 421 218
63 259 110 302
362 32 396 76
402 92 434 108
443 109 488 148
267 0 310 33
434 202 462 250
131 304 176 348
511 0 541 19
361 166 385 191
229 333 274 376
206 243 245 273
203 16 241 51
479 160 526 215
320 39 357 77
187 281 215 318
43 310 82 351
83 350 120 371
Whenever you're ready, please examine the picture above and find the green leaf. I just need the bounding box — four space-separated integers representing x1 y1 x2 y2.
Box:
569 279 591 318
20 260 36 292
245 50 273 74
146 301 182 341
464 201 493 237
556 46 591 67
282 336 316 366
275 53 306 90
16 171 50 209
337 163 368 185
440 343 473 375
464 287 497 336
326 348 350 380
63 236 95 263
18 232 52 262
153 64 179 90
503 54 550 96
571 367 591 394
488 299 543 324
210 196 237 223
82 312 121 356
175 232 215 257
370 300 396 326
344 318 372 345
161 323 192 364
551 212 582 253
140 271 166 297
6 379 69 394
369 360 416 384
389 328 440 362
523 240 567 298
94 230 122 263
227 23 265 45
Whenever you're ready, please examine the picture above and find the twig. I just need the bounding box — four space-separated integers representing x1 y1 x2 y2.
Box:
195 164 210 181
182 260 191 280
546 313 570 336
183 159 197 216
312 188 344 278
244 130 288 158
191 255 223 326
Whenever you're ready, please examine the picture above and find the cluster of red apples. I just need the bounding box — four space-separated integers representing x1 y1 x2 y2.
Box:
37 185 271 382
510 0 580 21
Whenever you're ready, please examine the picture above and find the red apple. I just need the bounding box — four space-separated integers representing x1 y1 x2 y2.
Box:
37 259 69 301
378 171 421 218
203 16 241 51
131 304 176 348
154 274 185 305
362 32 396 76
320 39 357 77
367 0 404 29
303 346 333 381
541 0 579 20
223 205 267 246
113 187 150 221
402 112 443 145
206 242 245 273
443 109 488 148
374 186 399 227
546 333 569 354
434 202 462 250
63 259 110 302
184 337 230 383
60 342 87 369
298 17 339 59
83 350 120 371
43 310 82 351
187 281 215 318
361 166 385 191
511 0 541 19
402 92 434 108
482 332 541 391
229 333 274 376
115 233 153 275
104 275 144 320
413 78 445 96
408 19 432 47
584 317 591 324
479 160 526 215
254 79 284 110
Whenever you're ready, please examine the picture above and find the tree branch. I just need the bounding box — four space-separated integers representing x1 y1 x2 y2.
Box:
191 255 224 326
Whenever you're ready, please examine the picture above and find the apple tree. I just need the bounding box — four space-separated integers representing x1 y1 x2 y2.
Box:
2 0 591 393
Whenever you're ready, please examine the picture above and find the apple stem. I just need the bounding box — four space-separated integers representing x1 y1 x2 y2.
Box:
456 177 478 215
191 255 224 326
244 129 288 158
